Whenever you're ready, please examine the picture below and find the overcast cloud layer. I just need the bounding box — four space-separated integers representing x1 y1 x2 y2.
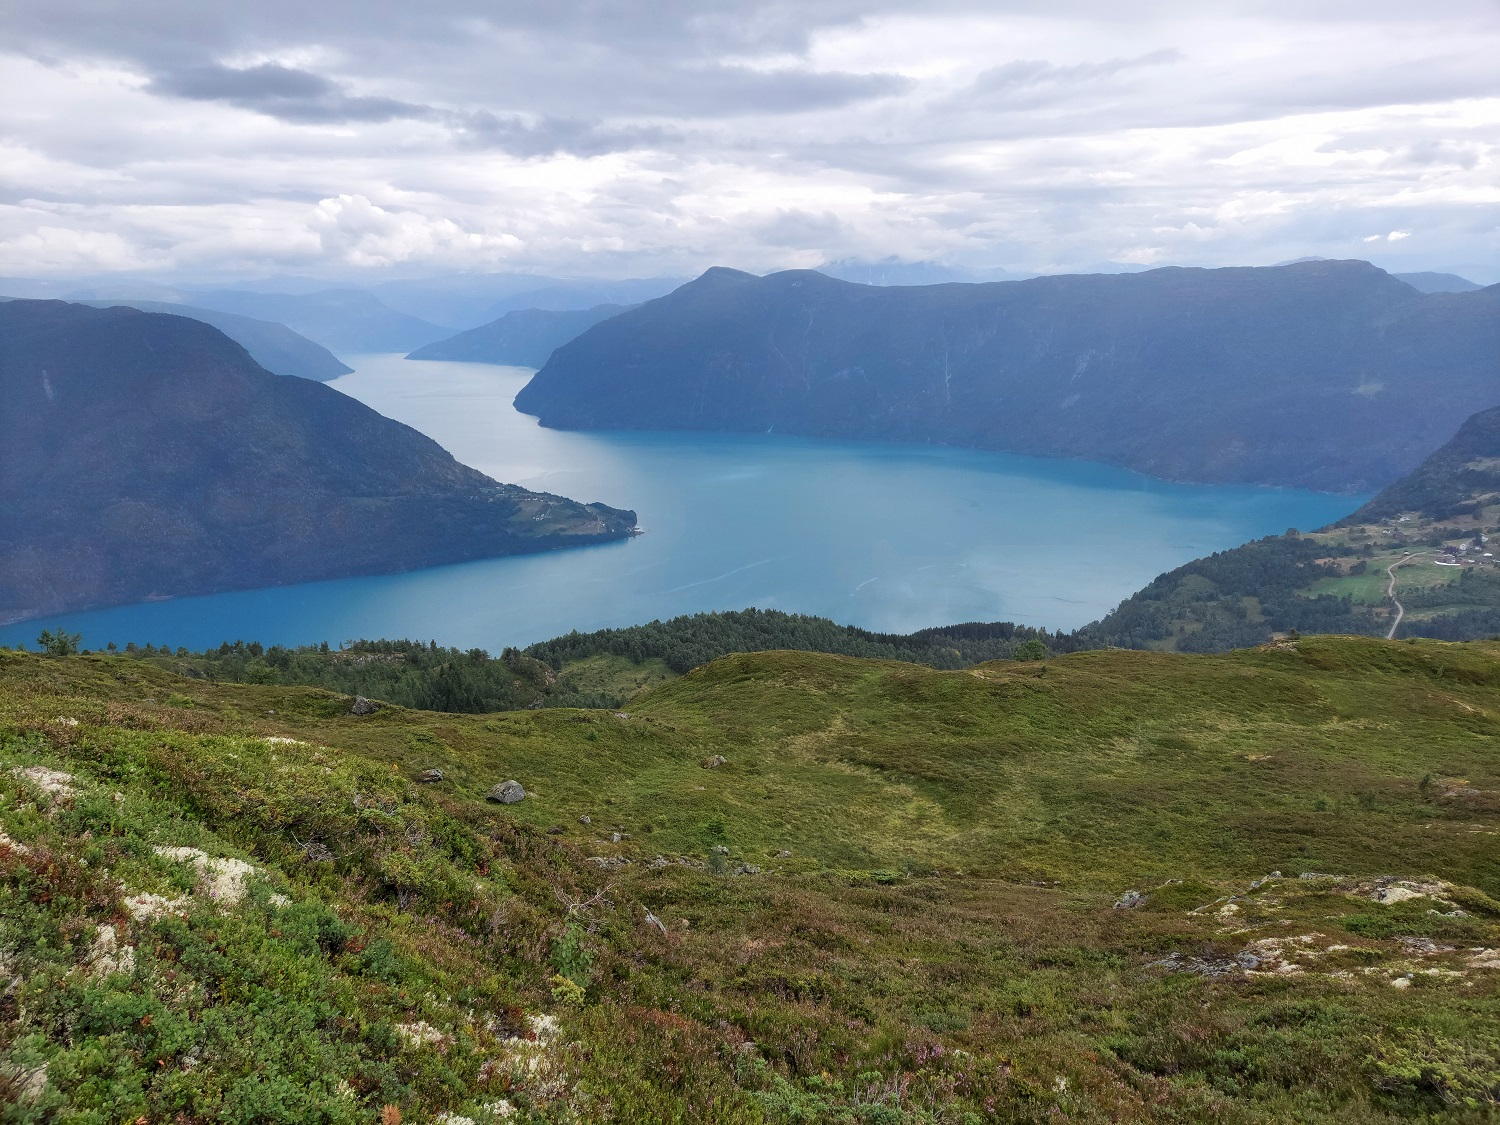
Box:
2 0 1497 282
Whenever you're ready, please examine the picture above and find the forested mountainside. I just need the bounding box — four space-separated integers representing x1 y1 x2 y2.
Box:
516 261 1500 492
66 298 352 380
3 638 1497 1121
1084 404 1500 651
408 304 633 367
0 301 636 623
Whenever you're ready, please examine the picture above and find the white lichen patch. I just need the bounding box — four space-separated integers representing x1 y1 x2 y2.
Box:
0 826 31 855
395 1021 450 1050
87 923 136 977
152 845 262 905
262 736 307 747
123 891 191 921
54 717 79 727
1467 948 1500 970
12 765 77 800
435 1115 478 1125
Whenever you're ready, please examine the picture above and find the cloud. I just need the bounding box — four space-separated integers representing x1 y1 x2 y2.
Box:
148 62 434 124
0 1 1497 282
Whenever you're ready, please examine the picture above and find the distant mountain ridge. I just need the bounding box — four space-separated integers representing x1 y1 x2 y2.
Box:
0 301 636 622
516 260 1500 492
1394 271 1483 294
408 303 634 367
180 288 451 354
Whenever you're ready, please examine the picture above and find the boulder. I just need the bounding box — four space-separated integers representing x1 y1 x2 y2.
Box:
701 755 727 769
417 768 444 783
1113 890 1146 910
349 696 379 716
486 780 526 804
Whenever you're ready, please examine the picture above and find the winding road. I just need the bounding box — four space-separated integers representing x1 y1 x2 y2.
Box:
1385 554 1416 640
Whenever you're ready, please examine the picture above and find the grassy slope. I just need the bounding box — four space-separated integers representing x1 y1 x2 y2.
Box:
3 639 1499 1122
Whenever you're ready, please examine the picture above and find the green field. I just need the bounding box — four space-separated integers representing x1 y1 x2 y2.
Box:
3 638 1498 1122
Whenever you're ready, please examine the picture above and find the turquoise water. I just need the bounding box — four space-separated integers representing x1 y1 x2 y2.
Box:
2 354 1363 652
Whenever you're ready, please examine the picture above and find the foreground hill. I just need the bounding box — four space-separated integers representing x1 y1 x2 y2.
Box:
1 637 1497 1121
67 298 352 380
408 303 633 367
0 301 636 622
1086 405 1500 650
516 261 1500 491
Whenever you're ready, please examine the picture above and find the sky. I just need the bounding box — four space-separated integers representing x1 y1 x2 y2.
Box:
2 0 1498 284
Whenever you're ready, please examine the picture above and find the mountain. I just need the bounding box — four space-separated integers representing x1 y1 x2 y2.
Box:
182 288 451 353
516 261 1500 492
479 277 684 319
63 299 351 380
1085 403 1500 650
1395 271 1484 294
817 257 1011 285
4 635 1498 1121
0 301 636 623
407 303 633 367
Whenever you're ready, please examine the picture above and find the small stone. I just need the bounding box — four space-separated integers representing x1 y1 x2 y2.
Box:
578 814 592 825
700 755 727 769
486 780 526 804
417 768 445 783
609 831 630 843
775 849 792 858
349 696 379 716
1113 890 1146 910
734 863 762 875
710 844 730 856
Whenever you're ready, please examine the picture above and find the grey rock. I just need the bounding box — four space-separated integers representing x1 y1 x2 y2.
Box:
710 844 730 856
350 696 379 716
1113 890 1146 910
486 780 526 804
701 755 727 769
417 768 444 783
734 864 763 876
578 814 592 825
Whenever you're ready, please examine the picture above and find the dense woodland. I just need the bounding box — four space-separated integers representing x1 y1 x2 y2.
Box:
526 608 1080 673
72 611 1080 714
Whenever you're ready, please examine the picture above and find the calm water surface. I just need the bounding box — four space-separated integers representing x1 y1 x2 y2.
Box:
3 355 1363 651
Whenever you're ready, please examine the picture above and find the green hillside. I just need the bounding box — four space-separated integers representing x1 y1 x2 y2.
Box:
3 638 1498 1121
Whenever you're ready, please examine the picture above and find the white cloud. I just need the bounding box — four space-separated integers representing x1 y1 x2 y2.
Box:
0 2 1497 282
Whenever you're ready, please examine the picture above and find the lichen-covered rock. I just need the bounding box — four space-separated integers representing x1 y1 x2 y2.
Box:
349 696 379 716
486 780 526 804
418 768 445 783
701 755 727 769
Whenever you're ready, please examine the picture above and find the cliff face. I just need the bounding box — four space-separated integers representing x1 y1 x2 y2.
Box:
0 301 636 622
516 262 1500 492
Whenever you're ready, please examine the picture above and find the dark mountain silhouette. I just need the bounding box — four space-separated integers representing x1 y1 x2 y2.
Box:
0 301 636 623
407 304 633 367
64 299 351 380
516 261 1500 492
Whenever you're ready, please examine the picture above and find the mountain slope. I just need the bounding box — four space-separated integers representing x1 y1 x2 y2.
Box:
0 301 636 622
408 303 633 367
183 288 450 353
1086 403 1500 650
1395 271 1484 294
3 638 1498 1121
68 298 352 380
516 262 1500 492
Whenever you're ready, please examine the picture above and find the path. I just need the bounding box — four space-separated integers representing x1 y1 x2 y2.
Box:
1385 554 1416 640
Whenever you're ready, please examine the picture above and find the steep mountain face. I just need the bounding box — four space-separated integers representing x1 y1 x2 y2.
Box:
1085 403 1500 651
517 262 1500 491
66 299 351 380
407 303 633 367
0 301 636 622
181 288 450 353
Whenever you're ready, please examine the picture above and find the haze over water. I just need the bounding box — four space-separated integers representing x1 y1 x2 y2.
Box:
2 355 1362 652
